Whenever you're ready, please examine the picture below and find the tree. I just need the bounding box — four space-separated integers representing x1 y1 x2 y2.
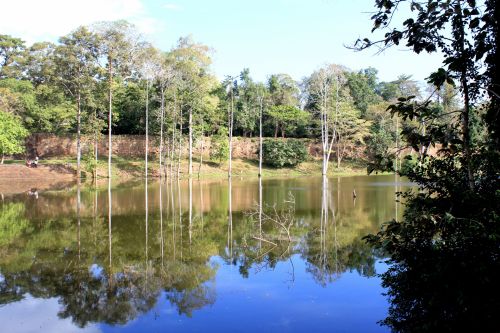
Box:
171 36 214 178
93 20 145 179
137 45 160 179
155 51 177 179
346 67 380 115
266 105 309 138
267 74 300 137
356 0 500 331
22 42 56 86
0 35 25 79
54 26 100 180
222 76 237 178
304 64 348 175
0 111 28 163
334 101 371 168
234 68 260 137
0 78 75 133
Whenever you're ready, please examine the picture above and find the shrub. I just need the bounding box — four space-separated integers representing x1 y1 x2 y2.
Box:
210 128 229 164
262 139 307 168
400 154 419 176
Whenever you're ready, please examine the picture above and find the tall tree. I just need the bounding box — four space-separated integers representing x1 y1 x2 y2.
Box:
171 36 214 178
0 35 25 79
305 64 348 175
54 26 100 180
93 20 144 179
137 45 160 179
356 1 500 330
0 111 28 164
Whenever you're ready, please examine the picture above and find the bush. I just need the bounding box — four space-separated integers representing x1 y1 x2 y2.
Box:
400 154 418 176
210 128 229 164
262 139 307 168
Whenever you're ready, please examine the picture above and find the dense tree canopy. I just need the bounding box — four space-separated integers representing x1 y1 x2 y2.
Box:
0 19 472 173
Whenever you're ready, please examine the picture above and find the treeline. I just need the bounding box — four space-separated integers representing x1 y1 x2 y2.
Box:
0 20 461 174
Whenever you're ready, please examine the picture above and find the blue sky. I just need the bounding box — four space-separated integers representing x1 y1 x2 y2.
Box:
1 0 444 84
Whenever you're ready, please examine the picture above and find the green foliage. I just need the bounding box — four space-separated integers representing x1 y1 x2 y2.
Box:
0 34 25 79
357 0 500 331
210 127 229 164
266 105 309 138
113 82 146 134
262 138 307 168
346 68 381 115
83 149 98 177
399 154 418 176
0 111 29 158
0 202 32 246
0 78 75 133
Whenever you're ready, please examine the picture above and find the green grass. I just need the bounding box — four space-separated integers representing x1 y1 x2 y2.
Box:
2 156 370 181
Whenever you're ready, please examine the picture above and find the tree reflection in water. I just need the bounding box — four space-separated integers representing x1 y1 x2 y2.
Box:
0 176 394 328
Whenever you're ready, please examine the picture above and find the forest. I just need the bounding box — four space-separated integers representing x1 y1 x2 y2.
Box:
0 21 463 178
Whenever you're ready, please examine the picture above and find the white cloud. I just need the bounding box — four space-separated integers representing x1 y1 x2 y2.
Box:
0 0 163 44
163 3 182 11
0 295 101 333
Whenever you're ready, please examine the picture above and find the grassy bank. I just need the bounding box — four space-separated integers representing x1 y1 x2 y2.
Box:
3 156 370 180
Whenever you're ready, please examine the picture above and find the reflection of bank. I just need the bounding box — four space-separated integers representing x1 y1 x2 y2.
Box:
0 175 401 326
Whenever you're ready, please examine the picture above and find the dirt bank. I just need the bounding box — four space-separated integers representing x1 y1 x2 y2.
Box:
0 164 75 195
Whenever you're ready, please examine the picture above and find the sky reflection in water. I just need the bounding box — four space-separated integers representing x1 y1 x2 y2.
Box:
0 175 408 332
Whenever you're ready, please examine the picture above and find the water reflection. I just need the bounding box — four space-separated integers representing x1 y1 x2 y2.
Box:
0 175 408 332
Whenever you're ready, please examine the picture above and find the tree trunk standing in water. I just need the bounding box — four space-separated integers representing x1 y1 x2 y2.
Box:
258 176 263 248
258 96 263 178
159 87 165 180
198 119 204 179
228 177 233 259
94 108 98 181
332 79 340 170
189 177 193 244
76 91 82 180
228 86 234 179
77 180 81 260
188 108 193 177
159 180 164 267
177 107 183 178
145 80 149 179
107 58 113 180
170 120 176 178
107 175 112 281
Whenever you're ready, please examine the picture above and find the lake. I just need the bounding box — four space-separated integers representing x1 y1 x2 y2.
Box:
0 174 410 332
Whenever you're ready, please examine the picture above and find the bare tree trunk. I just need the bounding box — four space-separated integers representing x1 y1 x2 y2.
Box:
259 97 263 178
189 177 192 244
177 107 183 178
94 108 98 182
145 80 149 179
395 116 399 173
258 176 262 247
77 179 81 260
159 87 165 180
188 108 193 177
108 59 113 180
228 177 233 258
228 88 234 178
77 92 81 180
107 173 112 279
170 122 175 178
198 122 204 180
160 177 164 267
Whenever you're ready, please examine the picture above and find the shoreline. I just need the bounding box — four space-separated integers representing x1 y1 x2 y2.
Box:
0 158 376 195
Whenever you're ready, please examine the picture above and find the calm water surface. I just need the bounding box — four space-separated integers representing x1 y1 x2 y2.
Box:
0 175 410 332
